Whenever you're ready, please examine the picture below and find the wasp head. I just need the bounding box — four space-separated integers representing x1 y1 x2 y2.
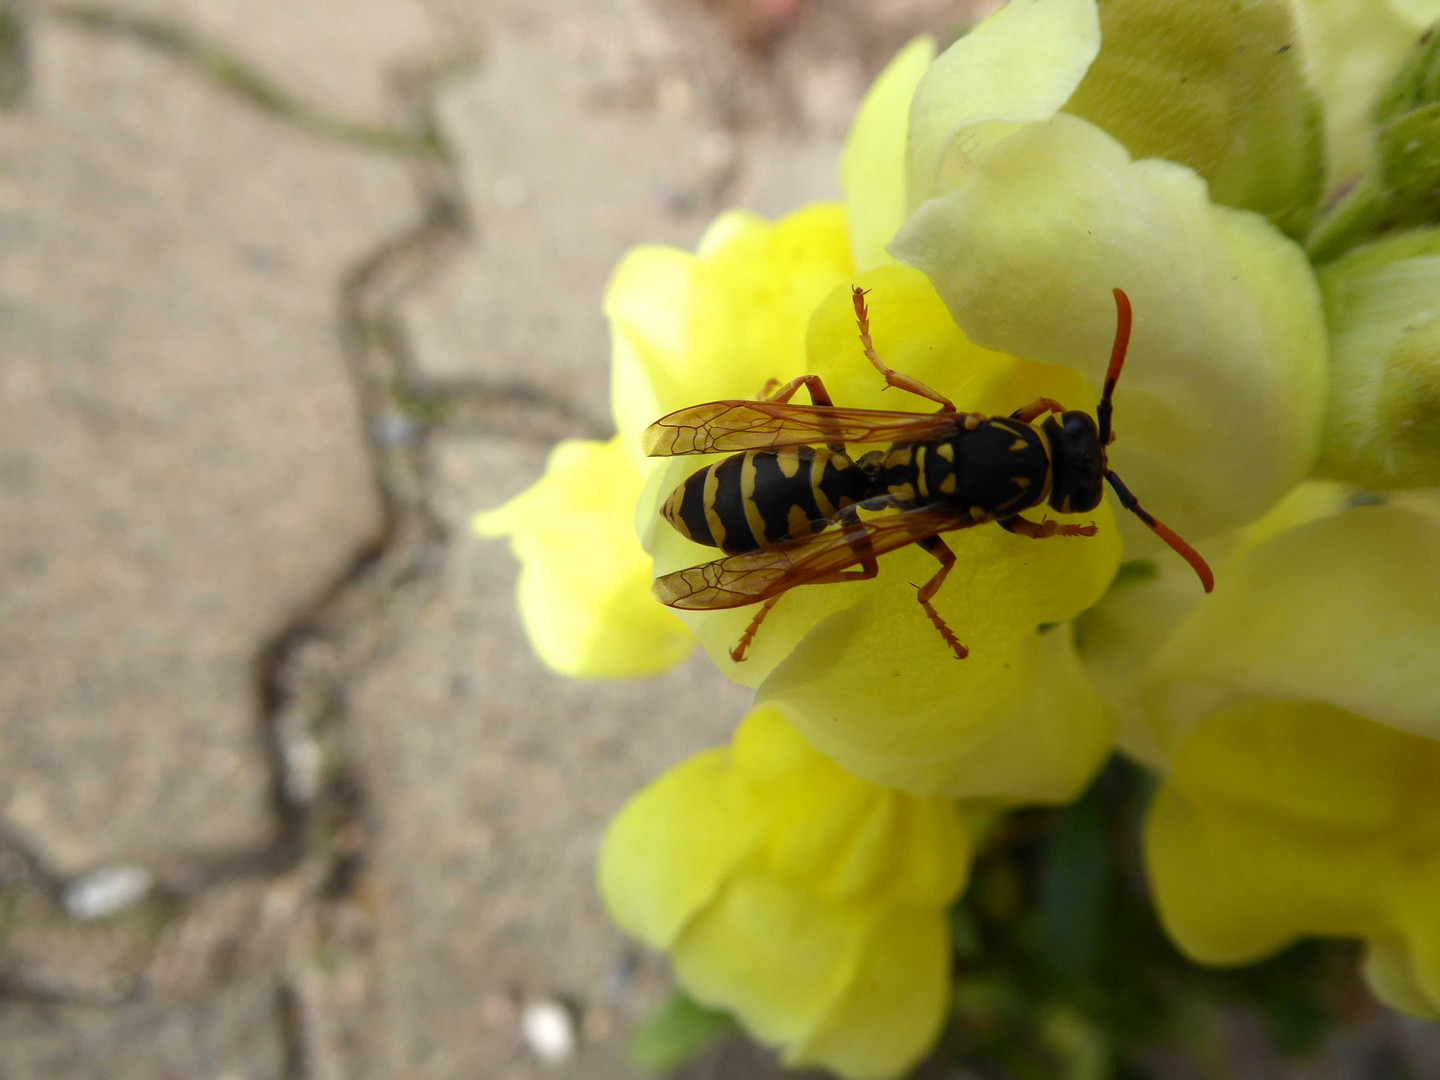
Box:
1042 411 1105 514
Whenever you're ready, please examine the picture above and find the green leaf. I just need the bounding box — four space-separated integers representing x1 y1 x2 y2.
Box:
627 991 735 1075
1037 787 1110 984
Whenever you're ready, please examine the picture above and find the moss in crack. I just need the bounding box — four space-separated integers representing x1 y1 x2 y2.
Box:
0 1 28 109
50 4 447 159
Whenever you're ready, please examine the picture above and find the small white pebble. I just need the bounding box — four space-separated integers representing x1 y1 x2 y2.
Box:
521 997 577 1065
64 865 153 920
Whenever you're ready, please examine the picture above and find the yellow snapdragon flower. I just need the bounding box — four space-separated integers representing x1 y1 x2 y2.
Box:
892 0 1329 553
482 0 1331 802
1078 494 1440 1017
599 707 971 1079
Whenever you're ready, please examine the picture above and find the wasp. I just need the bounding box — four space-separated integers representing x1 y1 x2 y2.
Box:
642 287 1214 662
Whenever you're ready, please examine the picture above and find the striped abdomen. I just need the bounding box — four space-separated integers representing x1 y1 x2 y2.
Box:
662 446 878 554
879 421 1051 519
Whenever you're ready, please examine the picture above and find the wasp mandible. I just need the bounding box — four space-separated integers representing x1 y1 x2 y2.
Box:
642 287 1214 662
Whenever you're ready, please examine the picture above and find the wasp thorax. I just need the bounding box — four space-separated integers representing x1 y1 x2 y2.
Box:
1043 411 1105 514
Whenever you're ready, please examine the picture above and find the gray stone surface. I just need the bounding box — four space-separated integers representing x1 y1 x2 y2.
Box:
7 2 1440 1079
0 20 410 875
395 0 852 420
0 974 289 1080
38 0 475 130
346 432 753 1079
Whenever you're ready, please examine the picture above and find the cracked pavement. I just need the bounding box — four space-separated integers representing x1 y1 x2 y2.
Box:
9 2 1435 1079
0 0 944 1075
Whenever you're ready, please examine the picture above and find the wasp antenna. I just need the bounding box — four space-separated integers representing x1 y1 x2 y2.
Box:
1104 470 1214 592
1096 288 1132 447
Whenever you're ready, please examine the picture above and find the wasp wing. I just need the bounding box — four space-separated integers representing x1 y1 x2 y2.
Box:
641 400 971 456
653 506 973 610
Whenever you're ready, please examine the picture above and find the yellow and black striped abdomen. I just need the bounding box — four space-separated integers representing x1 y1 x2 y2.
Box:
661 446 878 554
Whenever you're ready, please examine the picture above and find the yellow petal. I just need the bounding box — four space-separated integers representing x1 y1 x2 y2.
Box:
893 114 1328 549
1364 935 1440 1020
756 518 1118 797
614 204 853 432
787 908 953 1080
672 875 879 1059
597 746 763 950
841 36 935 274
475 437 694 678
601 707 971 1076
1149 504 1440 740
1144 695 1440 1020
643 268 1122 797
1146 699 1403 963
902 622 1113 805
1076 480 1354 769
734 707 972 906
906 0 1101 207
606 244 697 442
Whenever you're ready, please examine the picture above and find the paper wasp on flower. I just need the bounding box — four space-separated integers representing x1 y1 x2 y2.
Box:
641 287 1214 662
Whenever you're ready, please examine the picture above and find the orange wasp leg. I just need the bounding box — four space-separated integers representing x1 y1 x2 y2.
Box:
729 508 878 662
757 374 846 453
913 536 968 659
761 374 835 406
999 515 1098 540
1009 397 1067 423
852 286 957 413
729 597 781 663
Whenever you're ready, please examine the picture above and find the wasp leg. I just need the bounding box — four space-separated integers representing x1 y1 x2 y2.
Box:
730 596 781 662
762 374 835 406
914 536 968 659
728 553 879 661
730 507 877 661
852 286 957 413
760 374 845 453
999 515 1098 539
1009 397 1067 423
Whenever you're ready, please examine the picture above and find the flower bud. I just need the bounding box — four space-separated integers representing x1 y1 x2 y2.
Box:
1316 228 1440 488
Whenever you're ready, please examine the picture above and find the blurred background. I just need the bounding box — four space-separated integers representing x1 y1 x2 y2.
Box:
0 0 1435 1078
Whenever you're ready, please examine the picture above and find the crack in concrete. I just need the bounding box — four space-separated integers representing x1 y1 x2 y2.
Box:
0 1 28 108
0 14 496 1075
3 3 622 1065
44 2 449 158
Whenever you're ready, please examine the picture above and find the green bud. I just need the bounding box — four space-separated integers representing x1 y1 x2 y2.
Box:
1316 228 1440 489
1063 0 1324 239
1373 24 1440 125
1307 23 1440 262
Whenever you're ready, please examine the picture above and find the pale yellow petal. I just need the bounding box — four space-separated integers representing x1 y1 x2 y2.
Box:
893 114 1328 548
1364 935 1440 1020
906 0 1101 207
1150 504 1440 740
788 909 953 1080
475 437 694 677
598 747 763 950
841 36 935 274
672 875 870 1052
